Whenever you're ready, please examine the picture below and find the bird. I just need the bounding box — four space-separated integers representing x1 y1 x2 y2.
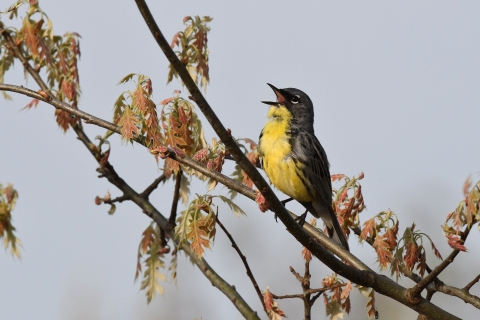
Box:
258 83 349 251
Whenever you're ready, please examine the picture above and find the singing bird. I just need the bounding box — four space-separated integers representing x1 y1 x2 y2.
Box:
258 84 349 251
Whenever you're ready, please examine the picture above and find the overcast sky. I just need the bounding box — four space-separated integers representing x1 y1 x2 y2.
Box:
1 1 480 319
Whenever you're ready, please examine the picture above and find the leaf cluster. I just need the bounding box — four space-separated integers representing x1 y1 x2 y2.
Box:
229 138 259 198
0 182 21 258
1 1 81 131
263 287 287 320
331 173 366 237
175 194 245 258
168 15 212 92
442 177 480 251
322 274 352 320
135 221 169 303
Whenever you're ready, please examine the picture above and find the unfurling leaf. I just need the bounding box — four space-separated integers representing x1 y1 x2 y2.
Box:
302 247 312 262
175 195 216 258
135 222 168 303
360 218 376 240
255 191 270 212
169 16 212 92
263 287 286 320
0 183 22 258
373 235 392 270
108 204 116 215
214 195 246 217
446 234 467 251
179 174 190 205
119 107 139 141
22 98 39 110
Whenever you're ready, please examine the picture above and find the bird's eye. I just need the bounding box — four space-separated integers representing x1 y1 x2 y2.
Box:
291 95 300 104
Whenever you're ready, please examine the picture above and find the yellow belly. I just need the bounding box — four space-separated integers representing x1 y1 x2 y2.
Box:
259 109 313 202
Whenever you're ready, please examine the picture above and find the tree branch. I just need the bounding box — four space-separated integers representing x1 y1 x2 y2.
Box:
168 170 182 228
139 174 166 199
216 216 266 314
272 283 345 300
103 194 130 204
435 282 480 309
464 274 480 292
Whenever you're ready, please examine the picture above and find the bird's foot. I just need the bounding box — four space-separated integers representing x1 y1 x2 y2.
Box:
274 198 294 222
281 197 293 206
295 210 308 227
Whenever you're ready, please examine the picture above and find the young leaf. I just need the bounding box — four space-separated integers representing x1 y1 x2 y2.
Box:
118 107 139 141
214 195 246 217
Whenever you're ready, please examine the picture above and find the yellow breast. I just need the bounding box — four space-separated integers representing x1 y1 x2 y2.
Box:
259 106 313 202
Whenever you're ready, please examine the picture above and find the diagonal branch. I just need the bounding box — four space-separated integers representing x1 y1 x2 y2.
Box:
435 282 480 309
103 194 129 204
464 274 480 292
272 283 345 300
168 170 182 228
216 216 266 314
140 174 166 199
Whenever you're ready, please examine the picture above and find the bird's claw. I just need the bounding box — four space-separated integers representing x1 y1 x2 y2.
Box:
281 197 293 206
295 210 308 227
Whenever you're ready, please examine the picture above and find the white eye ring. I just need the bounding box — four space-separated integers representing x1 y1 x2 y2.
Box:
291 95 300 104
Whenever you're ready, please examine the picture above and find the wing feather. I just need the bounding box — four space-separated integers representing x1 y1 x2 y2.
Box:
291 132 332 205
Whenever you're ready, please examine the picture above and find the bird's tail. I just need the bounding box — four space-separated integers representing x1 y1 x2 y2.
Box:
326 205 350 252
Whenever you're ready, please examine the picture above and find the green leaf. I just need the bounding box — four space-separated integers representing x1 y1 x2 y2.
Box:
214 195 246 217
117 73 137 85
179 174 190 205
1 0 26 14
108 204 116 215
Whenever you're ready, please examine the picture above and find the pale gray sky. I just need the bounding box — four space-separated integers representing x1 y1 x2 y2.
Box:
1 1 480 319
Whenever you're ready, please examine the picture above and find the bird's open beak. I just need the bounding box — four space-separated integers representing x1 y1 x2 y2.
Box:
261 83 286 105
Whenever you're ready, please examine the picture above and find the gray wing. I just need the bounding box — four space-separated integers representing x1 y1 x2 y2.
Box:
291 131 350 251
290 131 332 205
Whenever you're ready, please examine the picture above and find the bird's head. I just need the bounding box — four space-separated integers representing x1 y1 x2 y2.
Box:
262 83 314 124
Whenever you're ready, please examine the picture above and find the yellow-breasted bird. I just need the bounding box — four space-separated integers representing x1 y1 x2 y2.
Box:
258 83 349 251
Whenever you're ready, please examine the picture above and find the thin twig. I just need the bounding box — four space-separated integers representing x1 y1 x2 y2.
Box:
140 174 166 199
168 170 182 229
103 194 129 204
435 282 480 309
216 216 266 314
311 292 322 304
289 266 304 283
301 261 313 320
271 284 345 300
426 291 435 302
464 274 480 292
159 227 168 249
